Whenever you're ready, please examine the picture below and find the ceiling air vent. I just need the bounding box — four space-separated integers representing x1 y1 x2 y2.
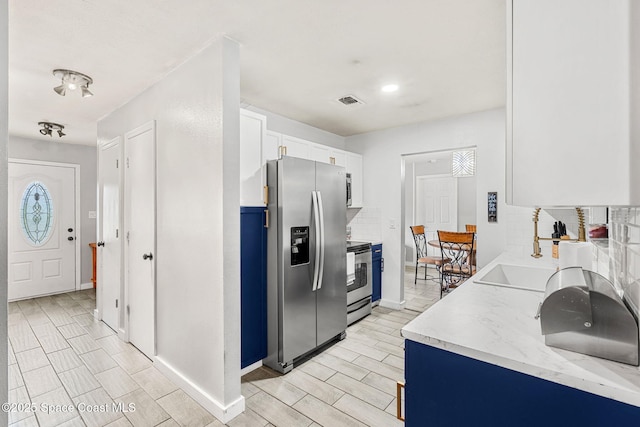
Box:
337 95 364 106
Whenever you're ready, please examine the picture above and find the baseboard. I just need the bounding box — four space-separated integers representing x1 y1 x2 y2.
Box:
79 282 94 290
380 299 406 311
240 360 262 377
155 356 245 424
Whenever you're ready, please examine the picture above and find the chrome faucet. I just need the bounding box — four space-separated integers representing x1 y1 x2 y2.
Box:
532 207 586 258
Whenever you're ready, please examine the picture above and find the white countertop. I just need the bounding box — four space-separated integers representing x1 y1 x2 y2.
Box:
401 252 640 407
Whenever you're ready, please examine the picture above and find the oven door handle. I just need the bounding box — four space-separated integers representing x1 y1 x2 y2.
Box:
347 297 372 314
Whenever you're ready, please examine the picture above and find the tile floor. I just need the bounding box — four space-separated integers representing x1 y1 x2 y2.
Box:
8 266 441 426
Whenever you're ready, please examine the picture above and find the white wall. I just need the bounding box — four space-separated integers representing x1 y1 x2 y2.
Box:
346 109 516 308
0 0 8 420
247 105 346 150
8 137 97 285
97 38 243 423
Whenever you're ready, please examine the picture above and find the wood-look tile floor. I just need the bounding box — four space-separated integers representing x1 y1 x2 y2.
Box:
238 266 441 427
8 266 440 426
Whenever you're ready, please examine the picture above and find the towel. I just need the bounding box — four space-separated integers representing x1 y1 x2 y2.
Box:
347 252 356 284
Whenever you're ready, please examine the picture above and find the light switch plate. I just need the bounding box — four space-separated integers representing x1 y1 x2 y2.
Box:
88 211 97 219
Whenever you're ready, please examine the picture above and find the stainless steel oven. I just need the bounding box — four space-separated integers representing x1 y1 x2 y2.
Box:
347 241 372 325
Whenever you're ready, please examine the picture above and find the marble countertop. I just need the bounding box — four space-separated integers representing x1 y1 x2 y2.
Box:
401 252 640 407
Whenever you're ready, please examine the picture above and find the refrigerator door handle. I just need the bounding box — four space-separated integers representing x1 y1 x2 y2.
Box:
312 191 321 291
317 191 325 289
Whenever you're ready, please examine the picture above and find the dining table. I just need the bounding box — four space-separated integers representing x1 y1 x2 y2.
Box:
428 239 477 266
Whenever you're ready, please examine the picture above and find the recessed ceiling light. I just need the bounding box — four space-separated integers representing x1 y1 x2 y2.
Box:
381 84 399 93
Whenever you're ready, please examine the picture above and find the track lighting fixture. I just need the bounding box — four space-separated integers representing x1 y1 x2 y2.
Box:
38 122 65 138
52 69 94 98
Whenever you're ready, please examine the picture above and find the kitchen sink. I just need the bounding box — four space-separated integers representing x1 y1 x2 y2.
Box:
473 263 556 292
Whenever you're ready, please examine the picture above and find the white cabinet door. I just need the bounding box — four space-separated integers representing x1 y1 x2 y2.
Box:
240 109 266 206
346 152 364 208
310 144 330 164
507 0 639 206
281 135 311 160
263 131 281 164
330 149 347 167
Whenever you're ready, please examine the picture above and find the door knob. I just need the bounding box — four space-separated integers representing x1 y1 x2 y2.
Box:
67 236 74 241
142 253 153 261
97 241 105 247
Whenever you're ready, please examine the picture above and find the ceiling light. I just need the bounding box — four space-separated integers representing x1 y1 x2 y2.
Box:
52 69 94 98
38 122 65 139
381 84 399 93
81 86 93 98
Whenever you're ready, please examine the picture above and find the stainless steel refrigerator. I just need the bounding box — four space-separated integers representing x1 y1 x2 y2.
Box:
264 156 347 374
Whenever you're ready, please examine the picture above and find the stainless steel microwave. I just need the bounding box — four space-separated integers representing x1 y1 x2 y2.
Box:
346 173 352 207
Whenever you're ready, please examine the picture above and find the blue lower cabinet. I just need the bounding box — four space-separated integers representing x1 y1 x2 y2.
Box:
240 207 267 369
372 244 382 302
404 339 640 426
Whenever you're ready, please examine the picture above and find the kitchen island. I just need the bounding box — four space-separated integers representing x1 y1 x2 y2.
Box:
401 252 640 426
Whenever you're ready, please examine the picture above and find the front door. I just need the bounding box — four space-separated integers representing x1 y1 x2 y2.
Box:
98 138 121 331
125 121 156 358
8 160 77 300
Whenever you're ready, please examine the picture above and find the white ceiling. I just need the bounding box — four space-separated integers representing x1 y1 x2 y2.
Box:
9 0 506 146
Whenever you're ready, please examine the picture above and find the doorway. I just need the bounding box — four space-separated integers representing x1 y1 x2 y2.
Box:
8 159 79 301
401 148 477 286
124 121 156 359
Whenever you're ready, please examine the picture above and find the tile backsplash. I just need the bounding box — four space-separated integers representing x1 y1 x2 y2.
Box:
347 207 382 242
503 206 589 259
610 207 640 318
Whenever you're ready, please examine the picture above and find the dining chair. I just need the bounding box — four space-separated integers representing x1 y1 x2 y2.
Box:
465 224 477 233
437 230 476 296
409 226 449 287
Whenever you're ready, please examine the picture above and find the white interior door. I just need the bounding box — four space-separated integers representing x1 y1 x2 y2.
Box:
415 175 458 257
8 161 77 300
99 138 121 331
125 121 156 358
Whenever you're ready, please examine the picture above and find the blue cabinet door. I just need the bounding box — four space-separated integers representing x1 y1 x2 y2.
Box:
240 207 267 368
405 340 640 426
372 244 382 302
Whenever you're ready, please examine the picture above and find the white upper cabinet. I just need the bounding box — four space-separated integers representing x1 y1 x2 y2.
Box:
346 152 363 208
263 131 281 164
281 135 311 159
310 144 331 164
239 109 364 207
330 149 347 167
507 0 640 206
239 109 266 206
310 144 347 167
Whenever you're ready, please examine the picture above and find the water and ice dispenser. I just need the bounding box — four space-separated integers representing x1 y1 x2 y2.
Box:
290 227 309 266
